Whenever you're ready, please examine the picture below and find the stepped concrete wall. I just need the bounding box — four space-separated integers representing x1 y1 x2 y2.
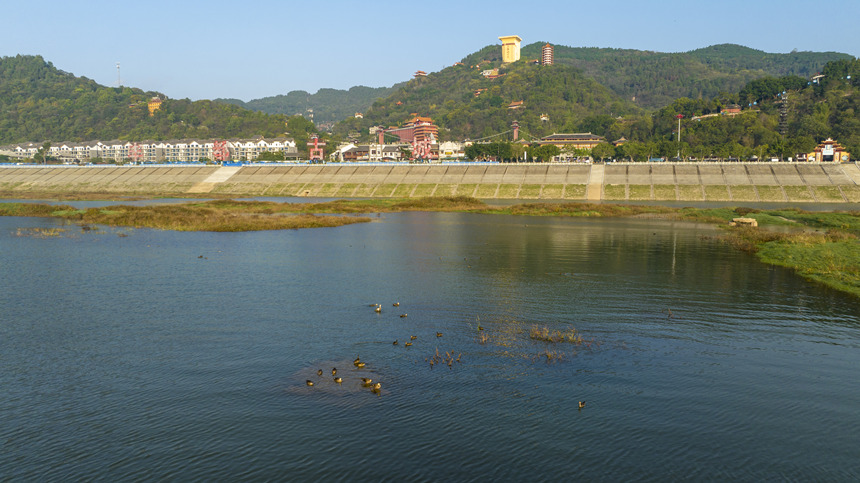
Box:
2 163 860 203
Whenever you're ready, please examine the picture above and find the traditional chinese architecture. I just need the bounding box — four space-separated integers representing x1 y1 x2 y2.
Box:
385 116 438 144
147 97 163 116
541 43 554 65
537 133 605 150
809 138 850 163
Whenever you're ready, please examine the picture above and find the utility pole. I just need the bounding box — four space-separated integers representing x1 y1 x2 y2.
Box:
116 62 121 87
675 114 684 159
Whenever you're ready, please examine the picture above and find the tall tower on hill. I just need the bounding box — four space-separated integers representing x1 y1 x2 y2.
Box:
498 35 522 63
541 43 554 65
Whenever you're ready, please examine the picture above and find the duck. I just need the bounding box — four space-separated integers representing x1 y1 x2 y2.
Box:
393 339 399 345
306 380 314 386
375 305 382 313
578 401 586 409
436 332 443 337
360 377 373 386
404 342 412 347
334 377 343 384
354 355 361 365
371 382 382 392
399 314 408 318
332 367 337 375
393 302 400 307
317 369 323 376
410 335 417 340
355 362 366 368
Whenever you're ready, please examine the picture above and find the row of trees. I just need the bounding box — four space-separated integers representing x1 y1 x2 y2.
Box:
464 142 562 162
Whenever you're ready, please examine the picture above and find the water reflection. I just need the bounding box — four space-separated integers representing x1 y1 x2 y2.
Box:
1 212 859 480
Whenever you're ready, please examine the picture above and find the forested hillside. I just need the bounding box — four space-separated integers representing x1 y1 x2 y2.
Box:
0 55 291 144
216 85 403 125
519 43 851 109
333 60 640 142
577 59 860 160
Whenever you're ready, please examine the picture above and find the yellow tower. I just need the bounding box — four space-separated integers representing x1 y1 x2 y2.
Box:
498 35 522 63
147 97 163 116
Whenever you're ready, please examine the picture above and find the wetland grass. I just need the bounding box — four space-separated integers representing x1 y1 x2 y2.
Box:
529 325 584 344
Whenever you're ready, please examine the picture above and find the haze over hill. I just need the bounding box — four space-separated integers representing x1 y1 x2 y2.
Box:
215 84 404 126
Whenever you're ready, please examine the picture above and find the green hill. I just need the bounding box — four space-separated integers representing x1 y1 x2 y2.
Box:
333 59 640 142
602 58 860 160
216 84 403 126
0 55 292 144
330 43 850 142
520 42 852 109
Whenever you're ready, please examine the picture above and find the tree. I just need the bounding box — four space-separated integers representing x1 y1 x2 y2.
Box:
591 142 615 160
529 144 560 162
35 141 51 164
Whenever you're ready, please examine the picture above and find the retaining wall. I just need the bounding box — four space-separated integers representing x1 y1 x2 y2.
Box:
2 163 860 203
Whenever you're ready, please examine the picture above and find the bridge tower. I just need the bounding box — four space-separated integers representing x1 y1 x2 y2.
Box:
129 142 143 163
308 134 326 163
212 140 230 162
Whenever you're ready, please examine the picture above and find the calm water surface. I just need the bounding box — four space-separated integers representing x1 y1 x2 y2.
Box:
1 210 859 480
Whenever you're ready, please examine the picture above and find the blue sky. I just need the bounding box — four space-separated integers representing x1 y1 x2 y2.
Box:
4 0 858 101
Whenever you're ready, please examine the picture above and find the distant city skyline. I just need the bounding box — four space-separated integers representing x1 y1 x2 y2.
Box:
3 0 858 102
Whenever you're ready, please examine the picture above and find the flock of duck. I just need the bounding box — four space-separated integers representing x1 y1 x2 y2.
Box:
305 356 381 394
302 300 587 409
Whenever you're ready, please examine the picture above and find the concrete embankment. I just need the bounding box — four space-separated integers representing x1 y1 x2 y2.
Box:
2 163 860 203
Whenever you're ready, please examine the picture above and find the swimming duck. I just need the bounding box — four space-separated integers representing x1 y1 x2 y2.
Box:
334 377 343 384
400 314 408 318
354 356 361 365
360 377 373 386
393 339 399 345
371 382 382 392
436 332 443 337
317 369 323 376
410 335 417 340
332 368 337 375
306 380 314 386
355 362 366 368
393 302 400 307
375 305 381 313
404 342 412 347
578 401 586 409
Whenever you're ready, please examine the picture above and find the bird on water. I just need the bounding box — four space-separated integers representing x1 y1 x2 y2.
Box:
306 380 314 387
579 401 586 409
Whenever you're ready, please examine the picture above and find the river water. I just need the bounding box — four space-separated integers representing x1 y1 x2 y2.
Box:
1 210 859 480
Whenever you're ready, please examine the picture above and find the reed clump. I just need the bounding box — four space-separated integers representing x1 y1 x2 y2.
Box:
529 325 584 344
0 202 77 217
70 204 371 232
15 227 68 238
